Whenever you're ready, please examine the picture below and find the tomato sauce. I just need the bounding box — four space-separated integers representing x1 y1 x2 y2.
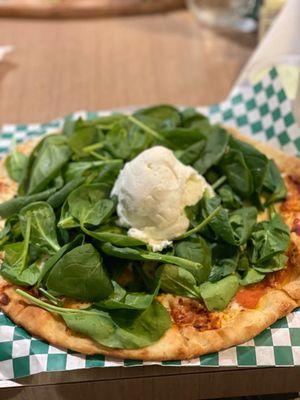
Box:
235 284 267 309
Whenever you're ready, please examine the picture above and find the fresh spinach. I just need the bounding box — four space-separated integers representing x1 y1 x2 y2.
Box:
36 234 84 285
25 135 71 195
19 202 60 253
47 177 85 209
96 280 159 310
158 264 200 298
46 244 113 301
220 149 254 198
5 149 28 183
240 268 265 286
81 225 145 246
193 126 229 174
68 125 104 158
0 187 57 219
250 214 290 265
67 184 114 226
263 160 287 205
134 105 181 129
101 243 206 284
17 289 171 349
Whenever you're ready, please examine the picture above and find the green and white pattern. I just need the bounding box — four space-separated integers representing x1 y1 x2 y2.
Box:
1 68 300 383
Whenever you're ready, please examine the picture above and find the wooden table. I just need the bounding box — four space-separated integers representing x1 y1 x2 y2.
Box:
0 10 255 125
2 10 296 400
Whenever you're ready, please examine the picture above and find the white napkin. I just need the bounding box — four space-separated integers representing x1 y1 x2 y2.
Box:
235 0 300 123
237 0 300 83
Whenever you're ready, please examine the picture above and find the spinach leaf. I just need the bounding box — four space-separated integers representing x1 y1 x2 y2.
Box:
199 275 239 311
229 207 258 245
240 268 265 286
1 262 40 286
64 160 122 183
250 214 290 265
26 135 71 195
157 128 205 151
47 177 85 209
82 225 145 247
176 140 206 165
96 280 159 310
158 264 200 298
105 121 152 160
263 160 287 205
208 257 239 283
58 183 112 229
0 217 39 286
0 215 22 248
0 187 57 219
134 105 181 129
218 184 242 209
201 195 236 245
46 244 113 301
193 126 229 174
201 194 257 246
36 234 84 286
174 237 211 281
17 289 171 349
68 184 114 226
220 149 253 198
228 136 268 200
5 150 28 183
19 202 60 253
68 125 104 158
253 254 288 273
101 243 206 284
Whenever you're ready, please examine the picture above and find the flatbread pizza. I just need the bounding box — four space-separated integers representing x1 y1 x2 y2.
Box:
1 106 300 360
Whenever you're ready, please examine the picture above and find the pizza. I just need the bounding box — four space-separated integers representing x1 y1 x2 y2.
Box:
0 105 300 361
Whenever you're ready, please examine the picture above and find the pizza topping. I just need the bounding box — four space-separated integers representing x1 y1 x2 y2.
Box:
199 275 239 312
0 292 10 306
0 106 292 349
235 285 267 309
169 296 220 331
288 175 300 193
291 218 300 236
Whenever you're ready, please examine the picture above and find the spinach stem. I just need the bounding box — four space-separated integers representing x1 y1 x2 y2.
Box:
16 289 99 316
267 204 276 219
57 216 75 229
127 115 165 142
20 215 31 273
212 176 227 190
83 142 104 153
176 205 222 240
38 288 62 306
89 151 108 161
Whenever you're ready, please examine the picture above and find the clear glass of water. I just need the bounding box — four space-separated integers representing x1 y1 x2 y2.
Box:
187 0 259 32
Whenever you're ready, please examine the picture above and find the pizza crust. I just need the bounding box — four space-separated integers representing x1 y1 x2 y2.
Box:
1 131 300 360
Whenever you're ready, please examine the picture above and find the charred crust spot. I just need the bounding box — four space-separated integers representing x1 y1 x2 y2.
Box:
0 293 10 306
291 218 300 236
169 297 221 332
288 175 300 192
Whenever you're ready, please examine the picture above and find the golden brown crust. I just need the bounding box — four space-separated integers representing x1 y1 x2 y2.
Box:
1 132 300 360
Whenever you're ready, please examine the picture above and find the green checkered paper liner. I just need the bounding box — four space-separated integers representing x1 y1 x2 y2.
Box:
1 68 300 383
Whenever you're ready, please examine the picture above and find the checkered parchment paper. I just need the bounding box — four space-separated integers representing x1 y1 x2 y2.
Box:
1 68 300 384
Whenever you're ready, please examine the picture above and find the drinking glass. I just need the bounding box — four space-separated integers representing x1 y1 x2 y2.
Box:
186 0 260 32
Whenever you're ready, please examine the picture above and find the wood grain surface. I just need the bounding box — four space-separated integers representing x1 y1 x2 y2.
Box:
0 0 184 18
0 11 256 125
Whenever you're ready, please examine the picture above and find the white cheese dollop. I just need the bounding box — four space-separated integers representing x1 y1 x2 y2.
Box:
111 146 213 251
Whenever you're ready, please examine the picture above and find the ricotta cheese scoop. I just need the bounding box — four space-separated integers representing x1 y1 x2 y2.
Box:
111 146 213 251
